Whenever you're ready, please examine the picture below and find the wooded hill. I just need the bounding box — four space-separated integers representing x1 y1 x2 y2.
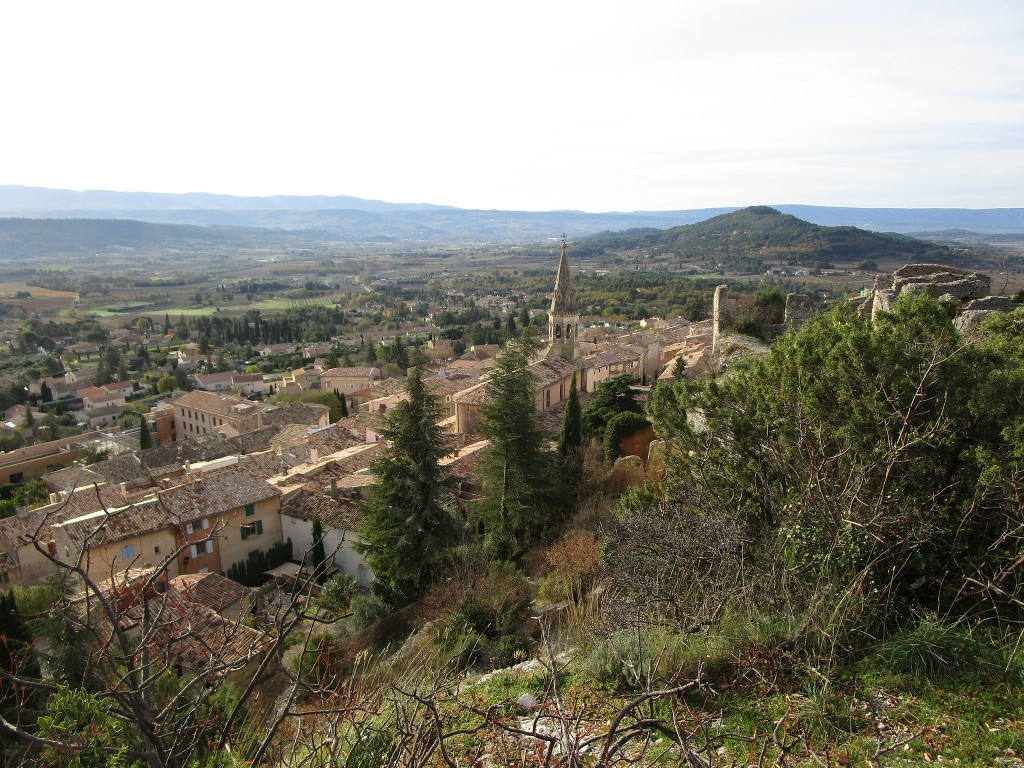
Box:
577 206 974 272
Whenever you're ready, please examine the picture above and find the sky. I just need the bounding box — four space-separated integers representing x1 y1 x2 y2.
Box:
2 1 1022 212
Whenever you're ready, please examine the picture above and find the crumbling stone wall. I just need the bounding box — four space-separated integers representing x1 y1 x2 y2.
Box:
866 264 995 322
784 293 815 329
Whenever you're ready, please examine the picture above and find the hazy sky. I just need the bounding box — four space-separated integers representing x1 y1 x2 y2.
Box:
2 1 1022 212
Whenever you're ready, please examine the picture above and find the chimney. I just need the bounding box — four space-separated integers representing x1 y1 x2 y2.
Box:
119 482 128 496
309 446 318 465
330 478 338 499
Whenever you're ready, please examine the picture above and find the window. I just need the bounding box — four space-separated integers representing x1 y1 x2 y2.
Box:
9 472 23 483
241 520 263 540
244 504 255 517
189 540 214 558
154 546 161 555
120 543 135 560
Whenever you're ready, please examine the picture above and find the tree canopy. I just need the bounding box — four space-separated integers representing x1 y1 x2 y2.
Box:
622 294 1024 653
476 343 566 556
356 368 461 606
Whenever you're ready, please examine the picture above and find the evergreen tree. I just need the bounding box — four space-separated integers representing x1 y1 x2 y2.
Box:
356 368 460 605
39 380 52 404
139 416 153 450
557 373 582 457
365 339 377 364
309 518 327 583
336 389 349 418
21 404 33 431
393 337 409 372
477 342 564 556
582 374 641 439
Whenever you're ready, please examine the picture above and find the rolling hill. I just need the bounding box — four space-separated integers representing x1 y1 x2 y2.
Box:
577 206 974 272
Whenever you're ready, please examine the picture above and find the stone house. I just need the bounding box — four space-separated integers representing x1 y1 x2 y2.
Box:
170 390 278 439
50 496 179 584
0 483 132 585
321 367 381 400
157 468 282 577
280 487 371 588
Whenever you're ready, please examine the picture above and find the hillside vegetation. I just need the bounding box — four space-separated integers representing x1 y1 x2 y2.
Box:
578 206 975 272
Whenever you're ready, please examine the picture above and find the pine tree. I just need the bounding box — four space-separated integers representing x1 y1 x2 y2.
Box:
356 368 460 605
557 373 582 457
139 416 153 450
477 342 564 556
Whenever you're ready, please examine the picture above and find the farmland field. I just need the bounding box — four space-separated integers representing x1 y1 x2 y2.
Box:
0 283 78 312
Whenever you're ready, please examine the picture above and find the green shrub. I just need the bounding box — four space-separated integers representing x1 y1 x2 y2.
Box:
351 594 392 630
319 574 357 615
874 618 1002 678
583 629 696 689
602 411 650 461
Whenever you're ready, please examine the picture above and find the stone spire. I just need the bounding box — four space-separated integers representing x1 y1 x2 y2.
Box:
550 236 577 315
547 235 580 360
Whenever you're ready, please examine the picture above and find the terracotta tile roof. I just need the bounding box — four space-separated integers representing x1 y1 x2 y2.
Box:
169 572 252 615
261 402 329 429
424 373 483 399
236 451 293 480
281 487 364 532
231 374 263 385
126 591 271 675
0 484 130 547
51 495 169 550
583 344 644 367
45 464 105 493
157 468 279 525
323 366 379 378
452 383 489 406
529 356 587 387
194 371 237 388
170 391 276 419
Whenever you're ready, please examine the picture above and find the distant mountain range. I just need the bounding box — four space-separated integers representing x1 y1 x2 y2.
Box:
1 185 1022 243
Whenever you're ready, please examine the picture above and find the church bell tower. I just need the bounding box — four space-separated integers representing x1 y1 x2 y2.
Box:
547 235 580 360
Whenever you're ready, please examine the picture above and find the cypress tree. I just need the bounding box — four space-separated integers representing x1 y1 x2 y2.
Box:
310 518 327 583
557 373 582 457
139 416 153 450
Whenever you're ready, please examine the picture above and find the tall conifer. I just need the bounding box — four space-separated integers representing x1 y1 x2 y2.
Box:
356 368 459 605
